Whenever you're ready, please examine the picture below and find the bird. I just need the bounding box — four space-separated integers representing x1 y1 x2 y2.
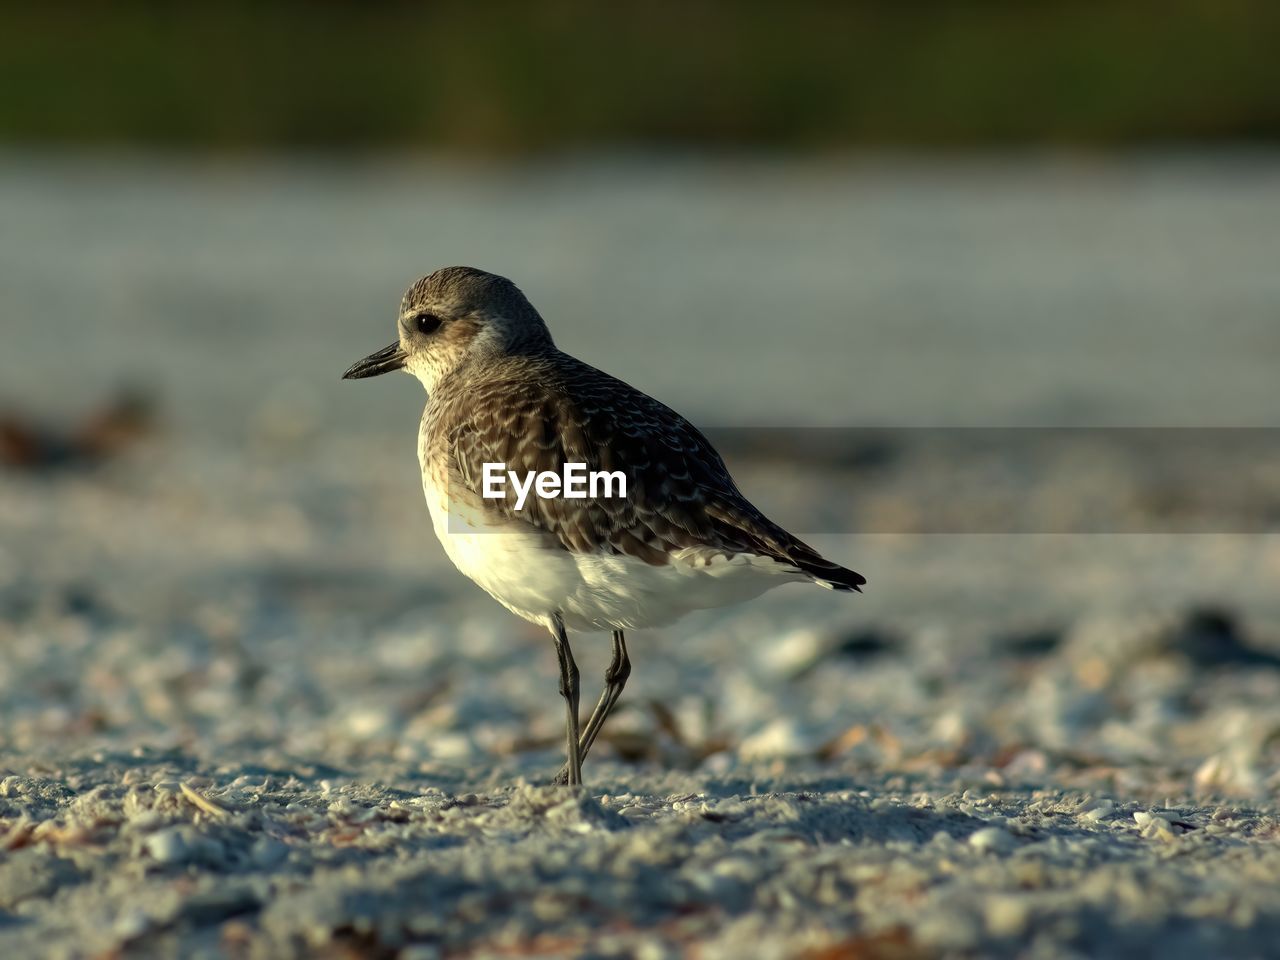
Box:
343 266 865 786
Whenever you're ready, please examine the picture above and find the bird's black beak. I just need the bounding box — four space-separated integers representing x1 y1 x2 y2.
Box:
342 342 407 380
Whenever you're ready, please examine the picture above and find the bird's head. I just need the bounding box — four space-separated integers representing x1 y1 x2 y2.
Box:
342 266 552 392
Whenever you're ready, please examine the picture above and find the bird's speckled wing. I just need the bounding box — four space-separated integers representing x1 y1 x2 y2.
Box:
440 354 865 590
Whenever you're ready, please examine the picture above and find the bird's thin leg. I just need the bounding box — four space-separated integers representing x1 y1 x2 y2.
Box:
554 630 630 785
550 613 582 786
580 631 630 759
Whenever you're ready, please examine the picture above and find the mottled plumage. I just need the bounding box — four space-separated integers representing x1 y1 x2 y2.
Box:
344 266 865 785
433 352 865 587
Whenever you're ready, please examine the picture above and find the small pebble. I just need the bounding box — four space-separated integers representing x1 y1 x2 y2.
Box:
144 828 191 864
251 837 288 869
112 907 151 940
985 895 1031 937
738 718 814 760
969 827 1016 853
1079 799 1115 822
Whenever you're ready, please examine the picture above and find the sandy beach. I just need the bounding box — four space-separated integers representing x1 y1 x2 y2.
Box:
3 153 1280 958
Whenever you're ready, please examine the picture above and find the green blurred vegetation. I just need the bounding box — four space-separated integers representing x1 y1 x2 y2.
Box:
2 1 1278 151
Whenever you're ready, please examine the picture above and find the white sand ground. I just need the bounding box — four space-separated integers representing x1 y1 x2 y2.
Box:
2 153 1280 958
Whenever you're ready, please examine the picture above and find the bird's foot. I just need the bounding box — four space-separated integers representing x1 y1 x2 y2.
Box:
550 765 579 787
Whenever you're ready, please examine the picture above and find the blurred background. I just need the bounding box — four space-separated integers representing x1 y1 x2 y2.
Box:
2 0 1280 788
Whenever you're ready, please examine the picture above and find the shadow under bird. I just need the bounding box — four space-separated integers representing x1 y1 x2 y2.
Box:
344 267 865 785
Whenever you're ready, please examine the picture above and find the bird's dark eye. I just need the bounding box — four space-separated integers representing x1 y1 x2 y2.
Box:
414 313 443 335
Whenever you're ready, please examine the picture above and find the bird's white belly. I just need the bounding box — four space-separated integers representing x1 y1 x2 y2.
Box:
421 474 797 632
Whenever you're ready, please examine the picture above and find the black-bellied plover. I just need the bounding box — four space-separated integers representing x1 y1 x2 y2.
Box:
344 267 865 785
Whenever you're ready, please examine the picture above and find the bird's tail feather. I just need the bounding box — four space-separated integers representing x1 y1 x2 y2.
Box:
796 557 866 593
768 535 866 592
706 502 866 593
